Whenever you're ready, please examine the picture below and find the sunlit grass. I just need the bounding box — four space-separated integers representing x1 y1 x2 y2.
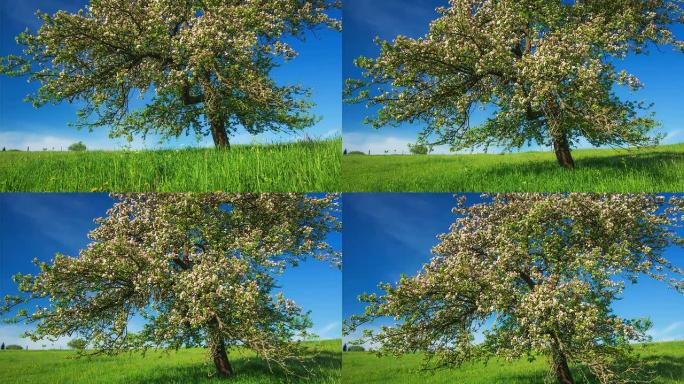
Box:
0 339 341 384
342 341 684 384
0 139 341 192
342 143 684 192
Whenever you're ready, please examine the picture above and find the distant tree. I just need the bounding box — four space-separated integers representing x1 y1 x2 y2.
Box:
347 345 365 352
68 141 87 152
0 1 340 149
348 151 365 155
347 194 684 384
343 343 347 352
2 193 341 378
345 1 684 169
343 149 348 155
67 338 88 350
2 147 5 152
407 143 431 155
1 342 4 350
5 345 23 350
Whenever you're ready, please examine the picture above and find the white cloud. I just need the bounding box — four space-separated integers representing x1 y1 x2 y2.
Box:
0 325 72 350
648 321 684 342
0 130 154 151
663 129 684 144
0 127 339 152
343 132 480 155
343 132 414 155
314 321 341 340
0 131 76 152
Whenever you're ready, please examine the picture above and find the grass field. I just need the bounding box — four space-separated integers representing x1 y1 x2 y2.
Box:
342 143 684 192
0 339 340 384
342 341 684 384
0 139 341 192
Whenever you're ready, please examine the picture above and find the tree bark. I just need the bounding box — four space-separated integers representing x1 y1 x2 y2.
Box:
209 116 230 149
552 134 575 169
210 337 234 378
207 318 233 378
550 339 575 384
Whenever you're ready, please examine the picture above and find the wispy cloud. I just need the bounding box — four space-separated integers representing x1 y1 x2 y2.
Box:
663 129 684 144
344 0 440 38
315 321 341 340
649 321 684 342
1 1 82 31
1 194 99 250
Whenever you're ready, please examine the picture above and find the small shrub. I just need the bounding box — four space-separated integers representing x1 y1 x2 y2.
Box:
348 151 366 155
5 344 23 350
68 141 87 152
347 345 365 352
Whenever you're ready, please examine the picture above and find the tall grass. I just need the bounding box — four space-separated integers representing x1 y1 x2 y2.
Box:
0 139 341 192
342 341 684 384
0 339 341 384
342 143 684 192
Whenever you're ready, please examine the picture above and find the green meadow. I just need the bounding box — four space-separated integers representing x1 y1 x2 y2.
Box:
342 143 684 192
342 341 684 384
0 339 340 384
0 139 341 192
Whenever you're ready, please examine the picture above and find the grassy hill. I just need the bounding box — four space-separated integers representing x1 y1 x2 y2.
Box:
342 143 684 192
0 139 341 192
342 341 684 384
0 339 341 384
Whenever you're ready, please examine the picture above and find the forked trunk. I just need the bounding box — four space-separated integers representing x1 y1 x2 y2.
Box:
210 117 230 149
551 340 575 384
552 135 575 169
211 337 233 378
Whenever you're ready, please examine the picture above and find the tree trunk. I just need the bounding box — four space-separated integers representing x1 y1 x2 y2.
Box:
552 135 575 169
550 340 575 384
209 117 230 149
207 318 233 378
210 337 234 378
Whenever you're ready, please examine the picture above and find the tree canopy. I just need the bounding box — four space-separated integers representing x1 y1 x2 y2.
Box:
345 0 684 168
2 193 341 378
345 194 684 384
0 0 341 148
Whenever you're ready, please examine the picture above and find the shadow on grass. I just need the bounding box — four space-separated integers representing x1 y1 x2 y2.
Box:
125 350 341 384
643 354 684 382
477 151 684 185
498 354 684 384
576 151 684 171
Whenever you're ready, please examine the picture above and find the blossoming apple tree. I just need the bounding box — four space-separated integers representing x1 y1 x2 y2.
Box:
345 1 684 168
0 0 340 148
2 193 341 379
345 194 684 384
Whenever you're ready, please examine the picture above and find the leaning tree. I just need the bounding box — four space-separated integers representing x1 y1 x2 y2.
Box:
0 0 340 148
346 194 684 384
345 1 684 168
2 193 341 379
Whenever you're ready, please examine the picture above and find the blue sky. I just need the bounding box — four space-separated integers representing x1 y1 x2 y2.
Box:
0 194 341 349
343 193 684 345
0 1 341 151
342 0 684 154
